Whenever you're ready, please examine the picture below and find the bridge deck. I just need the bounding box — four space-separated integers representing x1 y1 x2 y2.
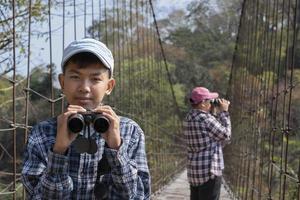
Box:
153 169 233 200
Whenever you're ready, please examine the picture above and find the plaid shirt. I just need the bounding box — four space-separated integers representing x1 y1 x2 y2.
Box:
183 109 231 186
21 116 150 199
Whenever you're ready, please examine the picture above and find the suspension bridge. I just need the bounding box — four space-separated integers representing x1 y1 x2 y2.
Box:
0 0 300 199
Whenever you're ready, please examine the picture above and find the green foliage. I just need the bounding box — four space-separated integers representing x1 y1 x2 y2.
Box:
226 0 300 197
112 57 183 134
0 79 12 110
30 65 57 101
173 61 213 90
0 64 61 182
208 64 231 96
173 83 188 114
0 182 24 200
156 0 241 102
0 0 49 78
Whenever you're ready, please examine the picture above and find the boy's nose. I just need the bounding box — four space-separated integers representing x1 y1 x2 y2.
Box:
78 80 91 93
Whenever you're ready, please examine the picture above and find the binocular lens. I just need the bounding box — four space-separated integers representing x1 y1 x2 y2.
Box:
68 115 84 133
210 99 220 106
68 113 110 134
94 116 110 133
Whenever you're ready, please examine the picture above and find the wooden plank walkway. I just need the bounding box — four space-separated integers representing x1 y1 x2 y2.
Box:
152 169 233 200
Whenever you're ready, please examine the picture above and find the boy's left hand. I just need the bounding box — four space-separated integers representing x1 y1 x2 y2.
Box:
93 105 121 150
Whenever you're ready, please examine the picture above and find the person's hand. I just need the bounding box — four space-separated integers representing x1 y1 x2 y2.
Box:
219 98 230 112
93 105 121 150
53 105 86 154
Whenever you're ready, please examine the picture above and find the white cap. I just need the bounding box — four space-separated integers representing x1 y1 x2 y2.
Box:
61 38 114 75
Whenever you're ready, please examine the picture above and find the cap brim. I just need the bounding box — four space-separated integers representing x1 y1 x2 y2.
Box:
206 92 219 100
61 49 111 71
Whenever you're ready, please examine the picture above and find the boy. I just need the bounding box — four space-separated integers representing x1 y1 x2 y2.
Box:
21 38 151 199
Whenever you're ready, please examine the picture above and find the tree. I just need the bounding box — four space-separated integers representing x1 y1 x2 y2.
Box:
156 0 241 100
0 0 49 77
0 65 61 181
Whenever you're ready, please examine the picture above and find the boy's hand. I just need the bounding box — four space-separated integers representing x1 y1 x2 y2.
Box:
93 105 121 150
53 105 86 154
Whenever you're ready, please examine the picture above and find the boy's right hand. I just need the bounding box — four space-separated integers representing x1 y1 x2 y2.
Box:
53 105 86 154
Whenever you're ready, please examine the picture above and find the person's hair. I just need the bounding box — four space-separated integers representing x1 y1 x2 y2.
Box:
191 103 200 108
191 99 209 108
63 52 111 77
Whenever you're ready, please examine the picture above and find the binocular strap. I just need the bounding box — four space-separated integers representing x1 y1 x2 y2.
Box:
94 154 111 200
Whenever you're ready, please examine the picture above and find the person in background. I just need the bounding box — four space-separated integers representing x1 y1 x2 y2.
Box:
183 87 231 200
21 38 150 199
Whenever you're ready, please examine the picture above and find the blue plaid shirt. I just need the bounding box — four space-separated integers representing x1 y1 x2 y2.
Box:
21 116 150 199
183 109 231 186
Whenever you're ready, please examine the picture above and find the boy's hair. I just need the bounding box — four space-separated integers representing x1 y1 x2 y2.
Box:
63 52 111 78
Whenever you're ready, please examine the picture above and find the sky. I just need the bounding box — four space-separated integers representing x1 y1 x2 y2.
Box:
156 0 194 18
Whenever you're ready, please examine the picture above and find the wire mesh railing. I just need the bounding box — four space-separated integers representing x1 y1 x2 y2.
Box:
226 0 300 199
0 0 185 199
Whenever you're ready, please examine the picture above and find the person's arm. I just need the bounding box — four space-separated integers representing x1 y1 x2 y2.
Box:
104 124 151 199
205 111 231 141
21 124 73 199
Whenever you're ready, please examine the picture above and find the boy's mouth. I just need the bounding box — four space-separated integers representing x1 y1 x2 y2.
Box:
75 97 93 104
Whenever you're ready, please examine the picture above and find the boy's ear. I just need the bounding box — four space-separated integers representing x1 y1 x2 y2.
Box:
106 78 115 95
58 74 65 90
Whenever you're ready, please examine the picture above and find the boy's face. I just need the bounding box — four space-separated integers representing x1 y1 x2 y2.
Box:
59 62 115 110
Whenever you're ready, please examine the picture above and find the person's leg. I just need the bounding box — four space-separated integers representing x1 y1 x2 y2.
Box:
190 185 199 200
197 176 222 200
210 176 222 200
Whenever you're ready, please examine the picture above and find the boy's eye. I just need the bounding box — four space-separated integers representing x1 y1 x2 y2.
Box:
69 75 79 79
92 77 102 82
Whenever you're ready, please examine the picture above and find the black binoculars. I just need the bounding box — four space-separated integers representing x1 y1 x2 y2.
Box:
68 111 110 134
210 98 221 106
